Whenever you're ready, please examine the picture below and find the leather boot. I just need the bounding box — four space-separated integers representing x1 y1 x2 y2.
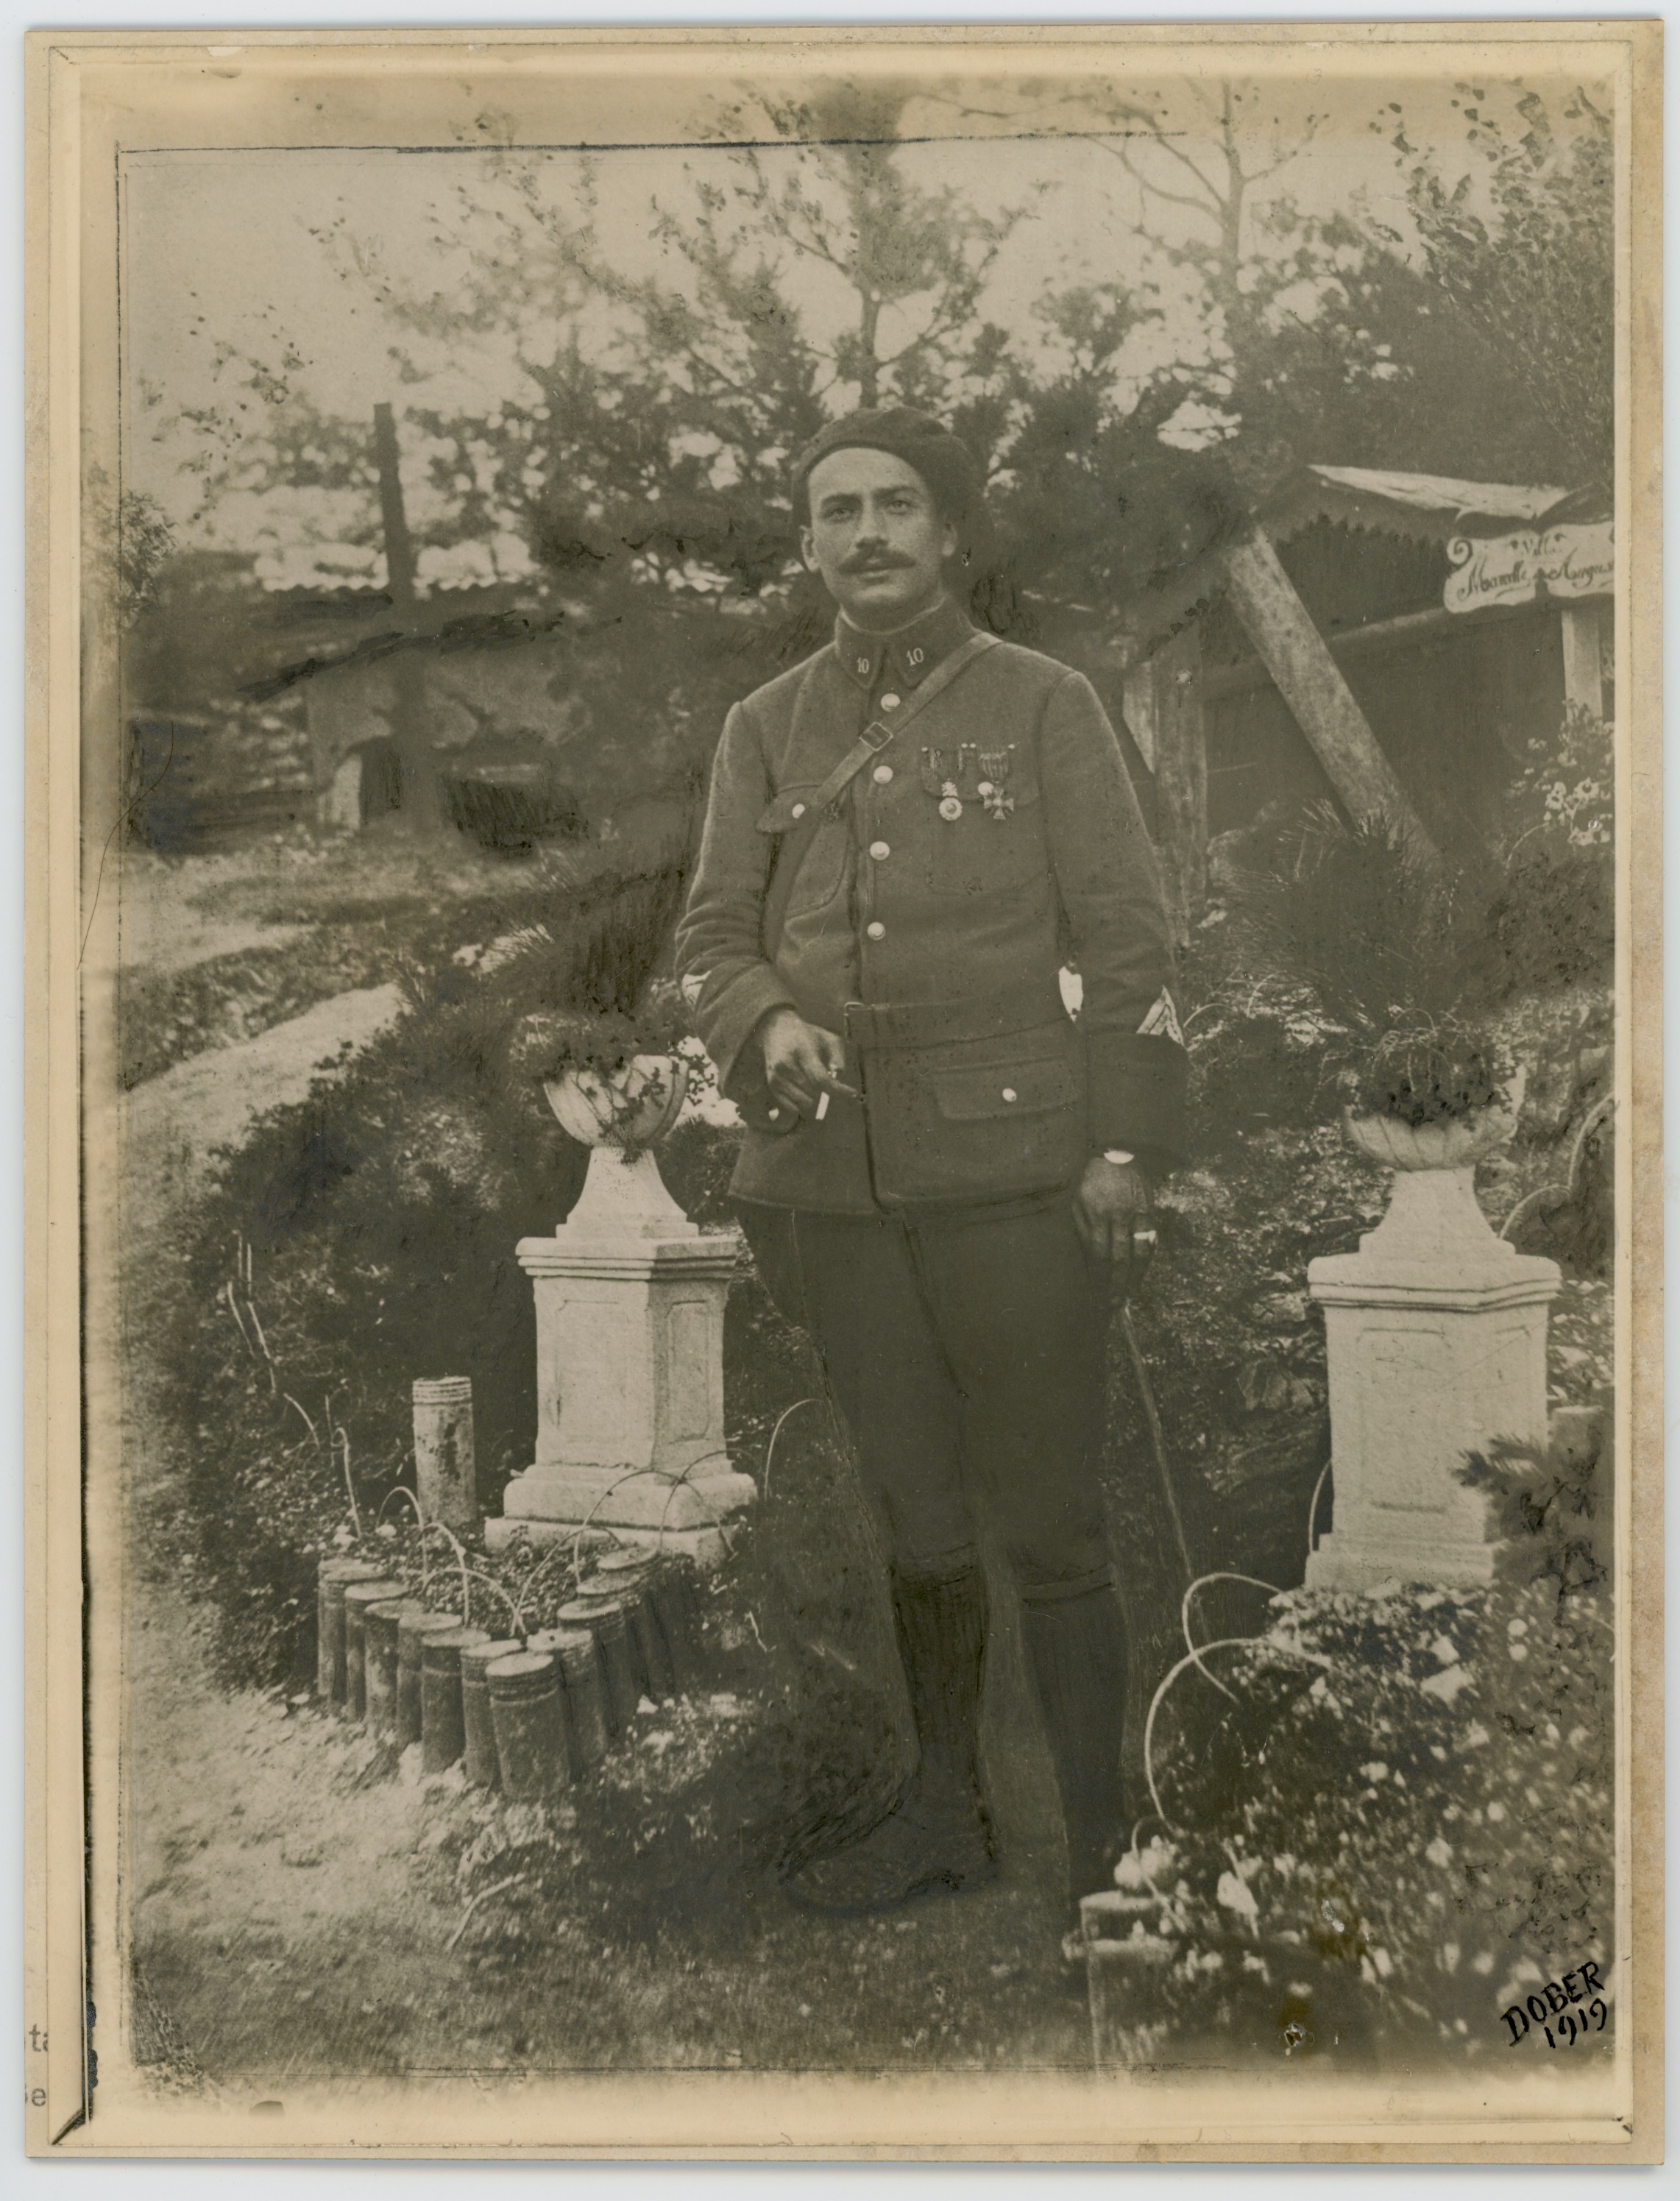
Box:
1018 1585 1129 1920
785 1561 997 1915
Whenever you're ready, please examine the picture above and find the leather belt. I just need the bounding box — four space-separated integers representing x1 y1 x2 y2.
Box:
843 984 1069 1054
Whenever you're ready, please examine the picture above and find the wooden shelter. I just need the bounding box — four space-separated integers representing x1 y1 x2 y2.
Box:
1115 465 1614 935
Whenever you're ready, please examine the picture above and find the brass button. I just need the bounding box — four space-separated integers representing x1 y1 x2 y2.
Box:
869 840 890 861
790 803 806 820
879 692 901 709
1001 1088 1018 1102
873 765 894 784
866 921 886 940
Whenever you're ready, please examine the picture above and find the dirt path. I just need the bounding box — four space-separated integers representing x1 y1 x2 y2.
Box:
120 982 404 1258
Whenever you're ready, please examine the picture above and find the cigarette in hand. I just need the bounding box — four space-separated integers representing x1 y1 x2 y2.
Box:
815 1091 830 1121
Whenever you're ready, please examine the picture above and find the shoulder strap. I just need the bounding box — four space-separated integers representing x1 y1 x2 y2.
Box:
759 631 1001 960
757 631 999 836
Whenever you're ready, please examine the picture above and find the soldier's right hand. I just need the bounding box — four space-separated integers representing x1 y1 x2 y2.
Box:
757 1007 859 1121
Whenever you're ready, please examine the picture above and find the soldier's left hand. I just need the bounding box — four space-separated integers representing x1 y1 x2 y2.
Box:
1072 1155 1155 1280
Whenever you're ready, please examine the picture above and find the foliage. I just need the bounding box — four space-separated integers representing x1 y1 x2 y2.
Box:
1135 1539 1614 2063
1483 703 1616 1002
1461 1406 1614 1599
1506 701 1615 854
467 853 696 1083
1382 87 1613 489
117 491 179 628
1222 803 1515 1125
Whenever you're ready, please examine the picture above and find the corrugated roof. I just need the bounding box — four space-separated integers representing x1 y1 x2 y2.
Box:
1117 464 1604 664
1301 466 1573 525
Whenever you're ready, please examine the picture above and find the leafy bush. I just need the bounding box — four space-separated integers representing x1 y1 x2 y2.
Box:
1121 1414 1615 2068
1222 804 1517 1127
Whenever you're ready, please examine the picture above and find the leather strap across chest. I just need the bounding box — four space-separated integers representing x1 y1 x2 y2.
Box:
757 629 1001 836
758 628 1000 963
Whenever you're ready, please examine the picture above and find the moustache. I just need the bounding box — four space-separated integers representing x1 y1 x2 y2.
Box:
841 553 916 575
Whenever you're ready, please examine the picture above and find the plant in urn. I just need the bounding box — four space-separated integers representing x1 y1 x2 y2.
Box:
543 1043 697 1241
486 865 751 1562
1229 807 1561 1591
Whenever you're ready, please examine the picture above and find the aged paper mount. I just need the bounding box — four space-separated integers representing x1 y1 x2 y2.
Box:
26 21 1661 2161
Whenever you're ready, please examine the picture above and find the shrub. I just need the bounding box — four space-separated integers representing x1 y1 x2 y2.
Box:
1127 1416 1615 2067
1222 804 1516 1127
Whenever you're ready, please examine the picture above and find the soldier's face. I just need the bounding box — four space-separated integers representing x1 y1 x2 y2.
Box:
801 449 958 631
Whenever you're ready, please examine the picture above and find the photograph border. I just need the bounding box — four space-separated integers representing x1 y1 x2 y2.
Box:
25 18 1663 2160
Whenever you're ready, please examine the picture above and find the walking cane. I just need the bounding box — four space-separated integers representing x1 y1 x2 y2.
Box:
1114 1232 1197 1591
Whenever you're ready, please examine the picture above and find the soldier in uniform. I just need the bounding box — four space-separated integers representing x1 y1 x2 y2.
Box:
676 406 1187 1918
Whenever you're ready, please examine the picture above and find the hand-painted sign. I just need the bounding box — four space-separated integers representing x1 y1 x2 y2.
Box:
1445 522 1613 613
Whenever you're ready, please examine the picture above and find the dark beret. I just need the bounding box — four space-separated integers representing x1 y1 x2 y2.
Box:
791 406 983 527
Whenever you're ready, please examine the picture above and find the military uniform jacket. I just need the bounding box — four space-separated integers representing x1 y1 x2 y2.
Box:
676 597 1188 1213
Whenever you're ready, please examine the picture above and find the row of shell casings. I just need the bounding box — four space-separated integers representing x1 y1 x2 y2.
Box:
315 1549 703 1799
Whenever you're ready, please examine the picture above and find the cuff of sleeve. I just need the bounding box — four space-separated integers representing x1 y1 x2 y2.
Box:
1087 1032 1188 1166
695 963 797 1100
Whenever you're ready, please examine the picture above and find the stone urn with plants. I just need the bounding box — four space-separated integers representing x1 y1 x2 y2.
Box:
1232 807 1562 1590
542 1029 696 1241
483 862 753 1562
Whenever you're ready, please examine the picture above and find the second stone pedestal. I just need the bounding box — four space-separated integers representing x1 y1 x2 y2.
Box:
487 1144 753 1567
1305 1152 1561 1592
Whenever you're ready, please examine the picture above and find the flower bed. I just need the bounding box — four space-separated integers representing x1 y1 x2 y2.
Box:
1087 1432 1615 2072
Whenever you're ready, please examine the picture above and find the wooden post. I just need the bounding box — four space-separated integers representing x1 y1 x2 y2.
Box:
1221 525 1436 857
1120 661 1158 773
1127 626 1207 946
371 403 440 829
1561 602 1608 719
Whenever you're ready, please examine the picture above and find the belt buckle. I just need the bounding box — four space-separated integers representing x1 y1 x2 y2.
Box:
860 720 895 754
842 999 882 1050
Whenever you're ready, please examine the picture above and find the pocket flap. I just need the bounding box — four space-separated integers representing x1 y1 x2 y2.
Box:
932 1055 1078 1121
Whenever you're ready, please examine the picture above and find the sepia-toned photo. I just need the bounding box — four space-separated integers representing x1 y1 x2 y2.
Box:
27 22 1659 2159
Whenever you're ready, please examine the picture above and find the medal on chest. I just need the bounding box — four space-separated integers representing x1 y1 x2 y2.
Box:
925 745 966 820
923 742 1018 823
977 746 1016 820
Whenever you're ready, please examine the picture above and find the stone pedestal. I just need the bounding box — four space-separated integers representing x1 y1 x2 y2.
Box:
486 1144 752 1567
1305 1159 1560 1592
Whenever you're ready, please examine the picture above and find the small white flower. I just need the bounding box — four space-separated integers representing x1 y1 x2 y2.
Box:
1426 1837 1453 1868
1487 1801 1507 1823
1359 1762 1389 1783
